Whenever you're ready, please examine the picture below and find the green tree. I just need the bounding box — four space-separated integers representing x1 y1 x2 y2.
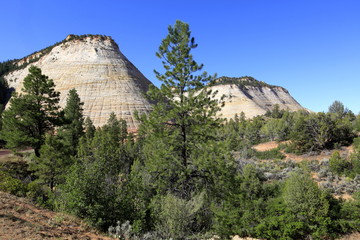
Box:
0 66 60 156
59 157 128 230
329 151 349 176
57 88 84 156
289 111 354 153
261 118 288 141
0 76 9 109
132 20 235 237
282 172 333 238
0 77 10 141
103 112 128 144
84 116 96 139
328 100 348 118
138 20 231 197
77 116 96 157
59 114 133 230
244 116 264 145
29 133 69 191
90 114 130 174
354 114 360 132
213 164 270 238
338 191 360 232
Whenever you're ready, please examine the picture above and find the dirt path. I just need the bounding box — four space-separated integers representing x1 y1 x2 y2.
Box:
252 141 280 152
0 191 114 240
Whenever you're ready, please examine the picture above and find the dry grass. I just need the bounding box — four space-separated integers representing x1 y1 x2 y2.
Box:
338 232 360 240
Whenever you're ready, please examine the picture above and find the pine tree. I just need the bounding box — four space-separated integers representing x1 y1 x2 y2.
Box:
130 21 236 236
328 100 347 118
29 133 69 190
137 20 232 199
84 116 96 140
77 117 96 157
0 66 60 156
0 77 9 132
59 114 132 230
58 88 84 156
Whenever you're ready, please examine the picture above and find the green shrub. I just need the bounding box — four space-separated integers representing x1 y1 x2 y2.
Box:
0 171 27 196
150 192 206 239
329 151 349 176
255 148 285 160
26 181 55 209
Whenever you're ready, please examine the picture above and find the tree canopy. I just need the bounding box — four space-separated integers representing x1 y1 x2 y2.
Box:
0 66 60 156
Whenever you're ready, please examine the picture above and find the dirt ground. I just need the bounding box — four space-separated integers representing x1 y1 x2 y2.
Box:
252 141 354 162
0 191 114 240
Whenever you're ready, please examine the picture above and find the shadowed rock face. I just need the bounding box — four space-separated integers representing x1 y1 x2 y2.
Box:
5 35 153 130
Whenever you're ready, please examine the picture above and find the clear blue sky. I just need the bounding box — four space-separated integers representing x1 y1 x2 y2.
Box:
1 0 360 113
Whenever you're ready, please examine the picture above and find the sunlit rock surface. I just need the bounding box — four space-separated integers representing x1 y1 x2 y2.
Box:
5 35 153 130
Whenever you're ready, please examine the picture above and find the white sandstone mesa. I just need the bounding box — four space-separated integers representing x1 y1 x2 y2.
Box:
5 34 153 130
4 35 306 130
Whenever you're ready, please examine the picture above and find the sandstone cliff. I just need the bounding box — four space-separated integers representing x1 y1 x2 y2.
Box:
212 77 306 119
3 36 306 129
4 35 153 130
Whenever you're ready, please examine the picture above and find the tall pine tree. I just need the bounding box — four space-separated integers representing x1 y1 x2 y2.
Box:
0 66 60 156
131 20 236 238
58 88 84 156
137 20 233 199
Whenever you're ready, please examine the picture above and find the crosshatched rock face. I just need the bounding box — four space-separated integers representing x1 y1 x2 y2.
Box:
4 36 307 130
5 35 154 130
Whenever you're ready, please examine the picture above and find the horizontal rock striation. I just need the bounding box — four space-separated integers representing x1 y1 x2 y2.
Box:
5 35 153 130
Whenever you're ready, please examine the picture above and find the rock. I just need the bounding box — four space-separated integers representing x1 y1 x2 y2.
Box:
264 172 274 179
4 36 308 130
5 35 153 130
208 77 307 119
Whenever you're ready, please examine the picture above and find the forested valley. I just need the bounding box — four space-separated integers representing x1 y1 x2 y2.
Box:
1 21 360 240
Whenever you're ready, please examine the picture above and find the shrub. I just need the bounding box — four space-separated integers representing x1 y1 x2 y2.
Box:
329 151 350 176
0 171 27 196
150 192 206 239
255 148 285 160
26 181 55 209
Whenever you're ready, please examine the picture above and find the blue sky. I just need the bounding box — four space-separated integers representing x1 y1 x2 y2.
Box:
1 0 360 113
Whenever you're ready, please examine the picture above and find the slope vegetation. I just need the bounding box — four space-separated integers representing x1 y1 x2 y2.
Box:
0 191 114 240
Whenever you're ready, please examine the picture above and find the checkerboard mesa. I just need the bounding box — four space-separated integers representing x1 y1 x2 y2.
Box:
4 34 154 130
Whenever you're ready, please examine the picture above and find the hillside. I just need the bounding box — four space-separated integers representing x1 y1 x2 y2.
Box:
0 191 114 240
1 149 359 240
